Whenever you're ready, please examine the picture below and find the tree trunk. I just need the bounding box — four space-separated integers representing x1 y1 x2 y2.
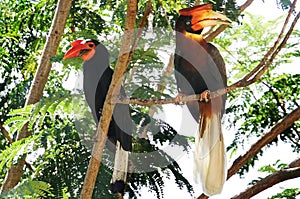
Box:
80 1 138 198
0 0 72 193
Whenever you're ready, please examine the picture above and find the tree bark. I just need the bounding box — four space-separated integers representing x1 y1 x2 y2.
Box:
80 1 137 198
0 0 72 193
232 160 300 198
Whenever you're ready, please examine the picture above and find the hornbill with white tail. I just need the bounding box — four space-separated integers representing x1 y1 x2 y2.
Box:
64 39 132 194
174 4 231 196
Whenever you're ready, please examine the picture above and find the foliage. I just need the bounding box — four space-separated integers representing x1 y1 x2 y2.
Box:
258 159 287 174
216 13 300 176
0 0 299 198
269 188 300 199
0 180 53 199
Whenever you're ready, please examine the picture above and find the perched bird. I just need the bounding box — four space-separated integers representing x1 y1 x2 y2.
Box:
174 4 231 196
64 39 132 194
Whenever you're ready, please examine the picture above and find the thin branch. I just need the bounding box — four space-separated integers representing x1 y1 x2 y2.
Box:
236 0 298 84
158 0 173 32
0 122 13 144
232 158 300 198
117 92 211 106
227 9 300 92
126 0 152 66
80 1 137 198
227 106 300 179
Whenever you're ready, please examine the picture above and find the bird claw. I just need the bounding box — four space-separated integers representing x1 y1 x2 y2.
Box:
200 90 210 103
175 93 185 105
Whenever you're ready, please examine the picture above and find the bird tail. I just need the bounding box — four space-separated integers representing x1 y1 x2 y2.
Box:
194 109 226 196
110 141 129 194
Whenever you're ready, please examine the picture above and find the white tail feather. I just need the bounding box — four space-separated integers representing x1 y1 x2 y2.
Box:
194 112 226 196
110 141 129 193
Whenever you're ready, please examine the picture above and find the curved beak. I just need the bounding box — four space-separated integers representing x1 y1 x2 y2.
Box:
180 4 232 31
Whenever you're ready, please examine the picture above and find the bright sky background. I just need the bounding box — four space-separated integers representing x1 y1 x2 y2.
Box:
136 1 300 199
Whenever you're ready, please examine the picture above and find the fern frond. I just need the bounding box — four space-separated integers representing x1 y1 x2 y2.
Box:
7 105 34 116
0 179 53 198
0 135 37 171
4 116 30 135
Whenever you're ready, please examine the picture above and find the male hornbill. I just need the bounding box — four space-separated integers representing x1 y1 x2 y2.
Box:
174 4 231 196
64 39 132 194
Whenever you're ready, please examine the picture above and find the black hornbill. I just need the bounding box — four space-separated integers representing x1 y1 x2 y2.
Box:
64 39 132 194
174 4 231 196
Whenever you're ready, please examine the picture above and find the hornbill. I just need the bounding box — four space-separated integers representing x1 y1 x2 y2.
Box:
174 4 231 196
64 39 132 194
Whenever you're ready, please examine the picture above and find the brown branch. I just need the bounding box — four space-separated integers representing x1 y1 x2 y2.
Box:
289 158 300 168
197 193 208 199
234 0 298 86
116 84 232 106
232 158 300 198
205 0 255 42
117 91 213 106
227 106 300 179
227 11 300 94
80 1 137 198
0 0 72 193
126 0 152 66
0 122 13 144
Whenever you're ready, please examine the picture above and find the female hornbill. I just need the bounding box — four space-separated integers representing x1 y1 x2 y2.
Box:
64 39 132 194
174 4 231 196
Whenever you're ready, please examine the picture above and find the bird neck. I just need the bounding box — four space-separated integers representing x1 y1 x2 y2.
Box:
184 32 208 49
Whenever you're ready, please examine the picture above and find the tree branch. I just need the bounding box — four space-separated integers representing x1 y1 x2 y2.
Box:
0 0 72 193
80 1 137 198
126 0 152 66
232 158 300 198
227 106 300 179
0 122 13 144
231 0 298 88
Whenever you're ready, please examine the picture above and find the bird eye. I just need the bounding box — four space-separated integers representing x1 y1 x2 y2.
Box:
88 43 94 48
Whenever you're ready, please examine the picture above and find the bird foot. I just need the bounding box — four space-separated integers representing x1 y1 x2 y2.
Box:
175 93 185 104
199 90 210 103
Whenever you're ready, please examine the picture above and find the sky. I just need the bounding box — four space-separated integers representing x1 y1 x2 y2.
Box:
137 1 300 199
